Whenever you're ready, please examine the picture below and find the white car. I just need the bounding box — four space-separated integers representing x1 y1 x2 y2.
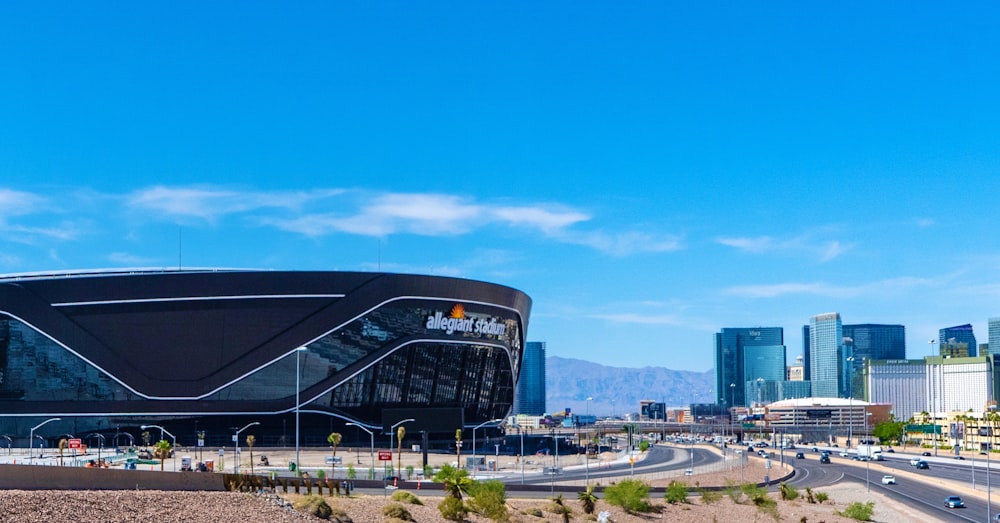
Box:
910 457 922 466
881 475 896 485
839 451 849 457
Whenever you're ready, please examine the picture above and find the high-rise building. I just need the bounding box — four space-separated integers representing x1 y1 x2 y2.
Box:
810 312 844 398
988 317 1000 356
513 341 546 415
938 324 977 357
714 327 785 407
842 324 906 363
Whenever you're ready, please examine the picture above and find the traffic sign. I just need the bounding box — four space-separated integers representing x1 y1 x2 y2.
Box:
68 438 82 449
378 450 392 461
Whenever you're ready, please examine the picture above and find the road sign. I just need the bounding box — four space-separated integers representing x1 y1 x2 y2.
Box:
68 438 82 449
378 450 392 461
197 438 204 447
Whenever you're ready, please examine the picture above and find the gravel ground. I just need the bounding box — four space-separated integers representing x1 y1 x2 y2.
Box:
0 484 941 523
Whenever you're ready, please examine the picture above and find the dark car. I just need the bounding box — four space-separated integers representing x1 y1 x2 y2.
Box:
819 455 830 464
811 447 819 453
916 461 930 469
922 451 932 456
795 452 805 459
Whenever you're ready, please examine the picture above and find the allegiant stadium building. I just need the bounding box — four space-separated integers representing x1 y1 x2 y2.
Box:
0 269 531 448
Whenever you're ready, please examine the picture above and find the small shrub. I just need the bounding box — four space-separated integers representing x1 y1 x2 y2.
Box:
469 480 509 522
604 478 652 513
293 494 332 519
664 480 689 504
524 507 544 517
328 507 353 523
741 483 769 505
837 501 875 521
405 465 415 479
346 464 356 480
438 495 468 521
382 503 413 521
578 485 598 514
698 488 722 504
724 483 746 504
814 491 829 504
391 490 424 505
548 495 572 523
779 482 799 501
639 440 650 452
805 487 815 504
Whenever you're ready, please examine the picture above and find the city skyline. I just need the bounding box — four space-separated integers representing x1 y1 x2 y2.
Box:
4 4 1000 371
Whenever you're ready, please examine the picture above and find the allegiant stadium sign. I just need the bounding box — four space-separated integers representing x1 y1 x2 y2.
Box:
426 304 507 336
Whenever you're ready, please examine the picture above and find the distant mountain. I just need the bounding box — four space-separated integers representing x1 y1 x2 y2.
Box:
544 356 715 418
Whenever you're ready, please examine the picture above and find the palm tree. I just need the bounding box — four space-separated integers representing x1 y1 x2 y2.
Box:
58 438 67 467
433 464 473 500
246 435 256 474
397 426 405 474
154 439 173 471
578 484 598 515
455 429 463 467
327 432 342 478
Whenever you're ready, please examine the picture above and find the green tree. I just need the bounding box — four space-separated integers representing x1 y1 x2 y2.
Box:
664 480 689 504
872 420 905 445
154 439 173 471
455 429 463 466
397 426 406 474
603 478 651 513
468 480 509 522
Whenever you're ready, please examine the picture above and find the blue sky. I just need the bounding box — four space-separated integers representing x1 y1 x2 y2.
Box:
2 3 999 371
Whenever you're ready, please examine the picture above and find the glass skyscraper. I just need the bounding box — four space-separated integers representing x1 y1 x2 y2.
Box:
989 317 1000 356
842 323 906 368
938 324 977 357
714 327 785 407
809 312 843 398
513 341 547 415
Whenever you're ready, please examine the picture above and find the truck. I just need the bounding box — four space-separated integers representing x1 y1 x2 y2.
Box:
856 444 884 461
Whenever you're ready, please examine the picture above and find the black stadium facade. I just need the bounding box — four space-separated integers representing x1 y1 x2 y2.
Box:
0 269 531 448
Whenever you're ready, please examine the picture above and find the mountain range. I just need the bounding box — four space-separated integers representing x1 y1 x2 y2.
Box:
543 356 715 418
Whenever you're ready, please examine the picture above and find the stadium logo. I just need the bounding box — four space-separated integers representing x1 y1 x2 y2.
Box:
426 304 506 336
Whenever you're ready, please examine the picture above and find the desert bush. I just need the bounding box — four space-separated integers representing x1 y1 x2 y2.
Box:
604 479 652 513
578 485 598 514
382 503 413 521
837 501 875 521
664 480 689 504
468 480 509 522
698 488 722 504
391 490 424 505
779 482 799 501
814 491 829 504
293 495 332 519
438 495 469 521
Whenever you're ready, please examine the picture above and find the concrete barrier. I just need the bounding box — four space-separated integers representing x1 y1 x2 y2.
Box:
0 463 226 491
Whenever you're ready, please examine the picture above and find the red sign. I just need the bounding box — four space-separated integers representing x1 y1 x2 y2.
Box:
68 438 82 449
378 450 392 461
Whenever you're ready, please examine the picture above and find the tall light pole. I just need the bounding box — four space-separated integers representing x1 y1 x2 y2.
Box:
389 418 414 474
230 422 259 474
928 339 938 456
345 422 374 476
846 356 855 448
730 383 736 443
865 412 871 492
294 347 308 473
29 418 61 459
141 424 177 471
509 422 525 484
471 418 502 471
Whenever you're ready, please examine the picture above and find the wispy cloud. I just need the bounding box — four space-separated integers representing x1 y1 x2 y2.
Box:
0 188 46 218
127 185 343 222
590 312 684 325
914 217 935 228
724 274 946 299
563 230 684 256
107 252 158 265
716 233 854 262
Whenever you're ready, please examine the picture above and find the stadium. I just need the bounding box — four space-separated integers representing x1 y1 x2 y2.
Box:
0 269 531 449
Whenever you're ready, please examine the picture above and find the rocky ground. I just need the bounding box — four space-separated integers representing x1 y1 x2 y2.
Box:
0 482 940 523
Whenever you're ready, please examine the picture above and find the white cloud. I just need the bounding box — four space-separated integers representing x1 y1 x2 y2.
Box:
716 233 852 262
107 252 158 265
563 230 684 256
590 312 684 325
724 275 944 299
128 185 343 221
0 188 46 218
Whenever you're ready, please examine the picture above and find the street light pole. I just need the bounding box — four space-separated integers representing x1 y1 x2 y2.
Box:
294 347 308 473
865 412 871 492
229 422 260 474
846 356 855 448
345 423 375 477
471 418 502 472
929 339 938 456
730 383 736 443
29 418 61 459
